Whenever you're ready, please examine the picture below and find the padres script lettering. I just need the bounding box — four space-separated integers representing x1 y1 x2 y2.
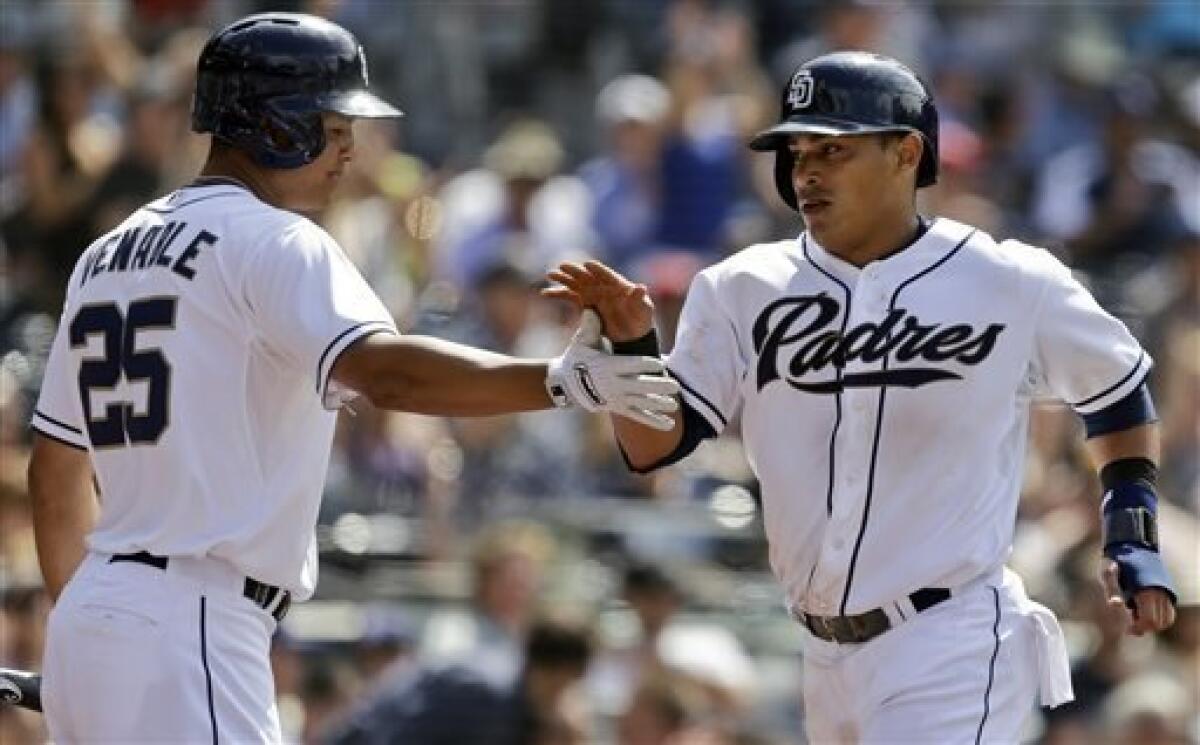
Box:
752 293 1005 393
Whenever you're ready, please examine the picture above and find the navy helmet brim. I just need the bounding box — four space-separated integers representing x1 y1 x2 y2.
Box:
748 115 910 151
317 90 403 119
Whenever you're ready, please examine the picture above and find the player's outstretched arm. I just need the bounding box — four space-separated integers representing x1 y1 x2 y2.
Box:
1083 421 1177 636
545 260 685 468
28 434 99 601
330 320 679 427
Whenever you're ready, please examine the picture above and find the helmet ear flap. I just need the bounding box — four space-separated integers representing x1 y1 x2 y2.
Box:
915 100 938 187
916 147 937 187
774 147 798 211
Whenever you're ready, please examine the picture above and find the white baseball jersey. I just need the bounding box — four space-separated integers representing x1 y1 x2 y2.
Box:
31 179 397 600
667 217 1149 617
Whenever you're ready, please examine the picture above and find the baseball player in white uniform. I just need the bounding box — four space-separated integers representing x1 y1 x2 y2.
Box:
27 14 677 743
548 52 1178 743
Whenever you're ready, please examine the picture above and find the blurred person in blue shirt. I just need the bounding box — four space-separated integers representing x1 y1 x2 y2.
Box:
435 119 592 293
580 74 672 275
322 614 593 745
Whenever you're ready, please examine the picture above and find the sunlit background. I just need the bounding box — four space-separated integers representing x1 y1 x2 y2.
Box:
0 1 1197 743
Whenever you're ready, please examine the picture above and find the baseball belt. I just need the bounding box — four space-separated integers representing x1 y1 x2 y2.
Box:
800 587 951 644
110 551 291 622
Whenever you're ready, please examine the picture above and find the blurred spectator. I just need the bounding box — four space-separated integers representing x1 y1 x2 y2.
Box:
589 561 754 723
0 34 36 205
1032 75 1198 290
1103 673 1195 745
322 613 593 745
581 74 672 274
5 49 121 312
1144 233 1200 514
770 0 932 83
429 261 584 516
637 251 704 351
322 125 428 322
616 674 700 745
654 3 766 262
271 629 311 743
435 119 592 292
1113 0 1200 61
421 521 555 687
355 604 419 685
88 67 188 234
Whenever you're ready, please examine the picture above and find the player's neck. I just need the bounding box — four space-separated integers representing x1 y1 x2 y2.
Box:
824 209 923 268
199 151 285 209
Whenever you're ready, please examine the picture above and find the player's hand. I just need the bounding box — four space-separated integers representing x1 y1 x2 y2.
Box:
1100 559 1176 636
546 309 680 430
544 260 655 342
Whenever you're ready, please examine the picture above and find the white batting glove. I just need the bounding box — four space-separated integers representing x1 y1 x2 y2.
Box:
546 310 680 431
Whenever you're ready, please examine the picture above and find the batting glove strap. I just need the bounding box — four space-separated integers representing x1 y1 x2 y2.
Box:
1100 471 1158 550
1105 543 1178 608
611 328 661 358
1100 470 1177 608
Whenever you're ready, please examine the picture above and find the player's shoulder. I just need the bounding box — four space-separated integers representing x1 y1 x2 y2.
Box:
178 185 339 259
700 238 799 284
160 182 314 238
985 232 1073 282
943 218 1069 280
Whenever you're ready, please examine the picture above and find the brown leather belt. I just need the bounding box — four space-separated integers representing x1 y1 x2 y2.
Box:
801 587 951 644
110 551 291 622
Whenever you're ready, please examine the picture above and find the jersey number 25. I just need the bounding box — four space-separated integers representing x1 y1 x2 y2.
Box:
69 297 176 448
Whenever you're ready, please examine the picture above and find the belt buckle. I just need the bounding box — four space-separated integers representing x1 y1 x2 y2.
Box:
830 616 856 643
845 614 869 644
808 613 839 642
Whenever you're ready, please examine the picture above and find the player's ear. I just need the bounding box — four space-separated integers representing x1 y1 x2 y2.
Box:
896 133 922 175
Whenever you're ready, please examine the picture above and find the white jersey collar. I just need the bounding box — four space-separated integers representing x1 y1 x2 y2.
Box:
186 176 254 191
803 217 977 285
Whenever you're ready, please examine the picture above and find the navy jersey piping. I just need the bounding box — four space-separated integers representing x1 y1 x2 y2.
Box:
838 228 976 615
974 586 1002 744
34 409 83 435
316 322 396 403
802 235 852 516
199 597 218 744
670 367 727 429
144 191 241 215
30 423 88 451
1072 350 1147 410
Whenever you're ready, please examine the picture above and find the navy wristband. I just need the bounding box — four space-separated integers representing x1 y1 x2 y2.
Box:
1100 457 1158 492
611 329 661 357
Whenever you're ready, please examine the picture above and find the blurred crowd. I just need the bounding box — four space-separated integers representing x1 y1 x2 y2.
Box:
1 0 1198 743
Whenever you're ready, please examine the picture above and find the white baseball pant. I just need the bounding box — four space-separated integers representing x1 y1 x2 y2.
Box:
800 568 1072 744
42 551 283 743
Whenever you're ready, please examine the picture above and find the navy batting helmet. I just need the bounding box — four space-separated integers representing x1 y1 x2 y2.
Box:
749 51 939 210
191 13 402 169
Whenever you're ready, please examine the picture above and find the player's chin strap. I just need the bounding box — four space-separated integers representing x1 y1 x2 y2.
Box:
1100 457 1177 609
